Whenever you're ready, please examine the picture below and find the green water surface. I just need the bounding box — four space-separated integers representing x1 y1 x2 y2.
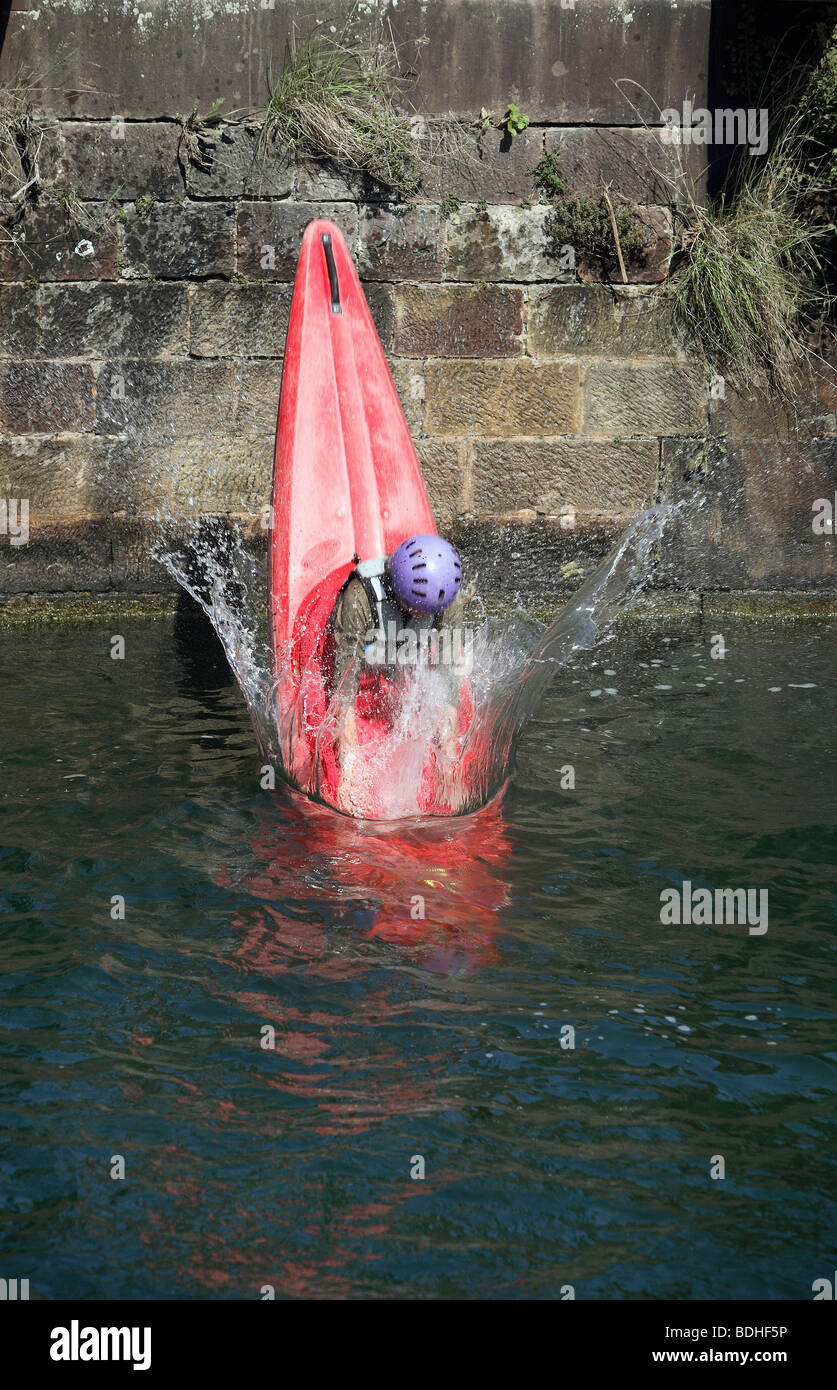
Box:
1 611 835 1299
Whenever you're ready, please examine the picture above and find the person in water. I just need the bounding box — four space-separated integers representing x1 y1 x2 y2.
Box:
328 535 467 783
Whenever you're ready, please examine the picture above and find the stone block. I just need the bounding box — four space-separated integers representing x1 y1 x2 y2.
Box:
0 362 95 432
711 363 837 441
0 520 116 594
190 284 292 358
236 202 357 280
544 127 706 205
659 436 837 588
296 159 367 203
39 283 189 358
421 125 543 205
357 204 444 281
0 202 119 281
230 360 284 436
472 438 659 514
122 200 236 278
584 360 706 436
450 517 623 602
390 361 426 435
577 206 673 285
1 2 710 124
425 359 581 436
0 433 157 518
528 284 685 357
184 126 293 199
365 284 396 351
394 284 524 358
159 435 273 513
95 361 233 436
445 204 566 283
54 122 183 200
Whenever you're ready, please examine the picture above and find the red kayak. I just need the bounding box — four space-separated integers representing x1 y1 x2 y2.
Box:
268 220 472 817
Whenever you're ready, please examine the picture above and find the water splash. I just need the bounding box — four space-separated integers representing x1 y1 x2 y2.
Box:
156 503 675 821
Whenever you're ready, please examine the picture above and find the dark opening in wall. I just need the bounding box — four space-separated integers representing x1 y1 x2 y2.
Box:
707 0 837 198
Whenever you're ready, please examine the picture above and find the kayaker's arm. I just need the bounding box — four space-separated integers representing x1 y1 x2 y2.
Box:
435 588 472 759
442 591 465 629
332 577 374 693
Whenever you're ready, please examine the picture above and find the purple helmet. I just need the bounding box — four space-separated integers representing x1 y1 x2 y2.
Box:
389 534 462 615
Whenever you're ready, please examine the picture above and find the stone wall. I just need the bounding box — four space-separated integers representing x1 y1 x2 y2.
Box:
0 0 835 596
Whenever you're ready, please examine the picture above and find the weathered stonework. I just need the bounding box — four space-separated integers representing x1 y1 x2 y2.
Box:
393 285 525 358
446 205 567 284
425 360 582 437
528 285 684 357
121 202 237 280
0 362 96 434
1 1 711 124
190 284 293 359
357 205 445 282
0 0 834 597
659 436 837 590
236 202 358 279
583 361 707 437
53 122 183 201
0 202 119 282
471 439 660 516
39 283 190 359
543 127 705 205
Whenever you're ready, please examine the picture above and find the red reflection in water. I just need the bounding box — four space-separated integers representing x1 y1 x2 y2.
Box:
124 793 516 1296
225 787 514 973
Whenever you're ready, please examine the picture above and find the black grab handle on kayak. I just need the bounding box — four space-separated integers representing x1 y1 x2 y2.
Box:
321 233 341 315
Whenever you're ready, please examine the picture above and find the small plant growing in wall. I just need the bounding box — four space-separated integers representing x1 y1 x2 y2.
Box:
559 560 584 581
685 437 729 479
439 193 461 218
530 152 566 200
530 151 647 281
176 97 229 171
134 194 157 217
52 183 100 234
498 102 530 139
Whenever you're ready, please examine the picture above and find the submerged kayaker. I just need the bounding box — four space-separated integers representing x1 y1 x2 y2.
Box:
326 535 470 790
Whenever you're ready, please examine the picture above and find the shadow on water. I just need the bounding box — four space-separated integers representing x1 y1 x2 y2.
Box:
173 590 236 691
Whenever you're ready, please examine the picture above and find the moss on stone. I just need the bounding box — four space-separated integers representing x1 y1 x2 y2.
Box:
0 593 177 627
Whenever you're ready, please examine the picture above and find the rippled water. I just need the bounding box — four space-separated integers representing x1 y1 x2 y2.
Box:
1 612 835 1298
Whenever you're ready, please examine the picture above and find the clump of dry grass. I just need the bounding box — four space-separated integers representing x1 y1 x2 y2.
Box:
616 68 832 403
667 118 830 400
0 70 48 214
0 69 54 263
260 22 421 194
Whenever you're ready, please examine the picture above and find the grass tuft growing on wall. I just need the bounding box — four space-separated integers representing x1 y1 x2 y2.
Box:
0 69 50 252
667 143 826 399
666 22 837 401
261 25 421 195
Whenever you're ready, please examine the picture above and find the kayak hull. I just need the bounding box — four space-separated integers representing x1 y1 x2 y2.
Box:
268 220 467 816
